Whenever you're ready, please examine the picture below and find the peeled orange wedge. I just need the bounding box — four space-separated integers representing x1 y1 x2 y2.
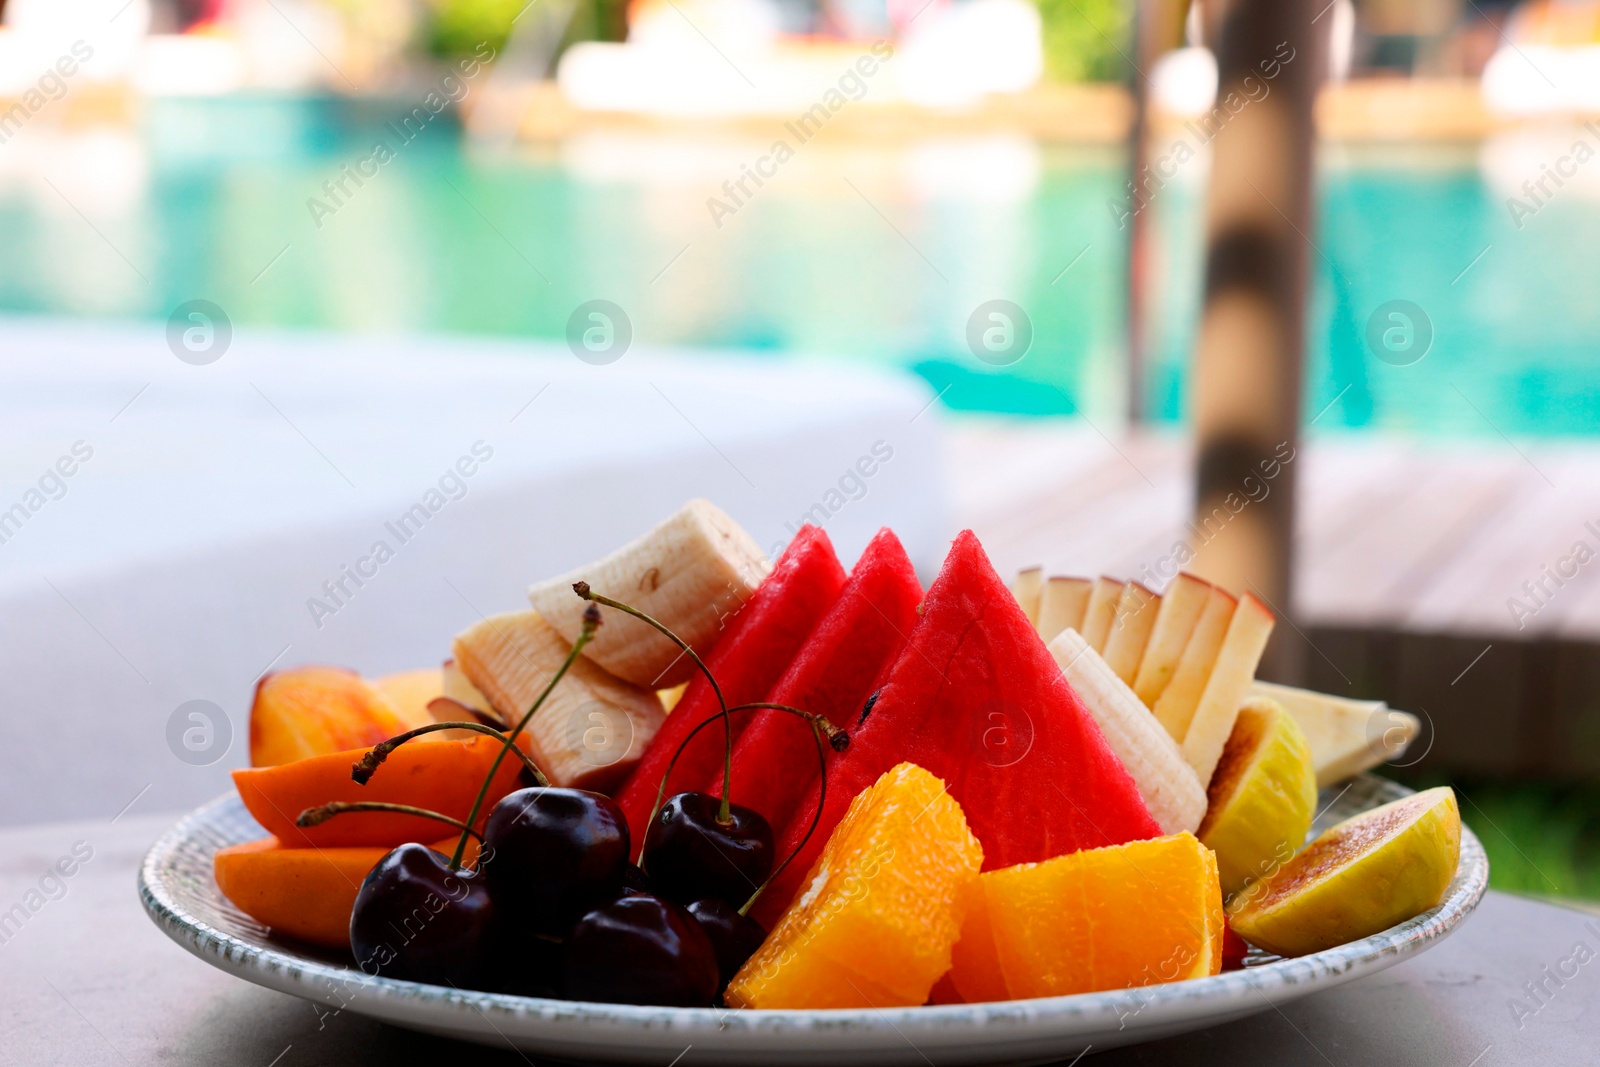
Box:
1227 786 1461 957
725 763 983 1009
945 832 1224 1001
1198 697 1318 897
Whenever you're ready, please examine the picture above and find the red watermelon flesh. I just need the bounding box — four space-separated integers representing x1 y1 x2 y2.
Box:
705 527 923 832
612 525 846 849
751 529 1159 928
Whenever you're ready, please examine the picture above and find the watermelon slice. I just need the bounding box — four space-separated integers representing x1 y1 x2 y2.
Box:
752 530 1160 928
612 525 846 848
706 527 923 832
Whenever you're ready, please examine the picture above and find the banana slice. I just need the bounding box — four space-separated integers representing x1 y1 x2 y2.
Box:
1049 628 1207 835
528 499 769 688
453 610 666 792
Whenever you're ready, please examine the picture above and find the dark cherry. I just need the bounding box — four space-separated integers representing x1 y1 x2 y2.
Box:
482 787 630 937
642 791 773 906
562 893 720 1006
484 928 565 999
686 897 766 991
349 843 495 988
622 863 653 895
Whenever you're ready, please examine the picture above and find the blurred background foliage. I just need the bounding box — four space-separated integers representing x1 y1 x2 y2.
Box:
1035 0 1129 81
424 0 529 56
417 0 1129 80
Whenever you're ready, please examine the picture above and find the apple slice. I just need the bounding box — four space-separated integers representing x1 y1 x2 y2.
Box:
453 610 666 791
1132 573 1213 707
1249 680 1420 788
1079 577 1125 652
1100 582 1160 685
1151 587 1238 742
1012 567 1044 626
1036 575 1093 644
1181 594 1276 786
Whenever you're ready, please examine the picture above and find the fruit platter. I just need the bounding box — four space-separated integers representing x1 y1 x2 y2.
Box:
139 500 1488 1064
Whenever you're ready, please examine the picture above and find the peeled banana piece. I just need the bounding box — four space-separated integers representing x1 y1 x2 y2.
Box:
1049 627 1208 835
453 610 666 792
528 499 769 688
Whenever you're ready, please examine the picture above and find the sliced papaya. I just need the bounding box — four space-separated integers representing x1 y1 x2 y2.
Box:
214 835 476 949
232 735 522 848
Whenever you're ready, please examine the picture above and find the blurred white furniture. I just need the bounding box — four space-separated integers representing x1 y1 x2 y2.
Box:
0 318 947 826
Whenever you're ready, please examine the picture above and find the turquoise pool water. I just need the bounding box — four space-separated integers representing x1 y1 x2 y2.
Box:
4 97 1597 438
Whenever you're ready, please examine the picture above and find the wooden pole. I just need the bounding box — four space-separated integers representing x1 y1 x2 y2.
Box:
1186 0 1322 681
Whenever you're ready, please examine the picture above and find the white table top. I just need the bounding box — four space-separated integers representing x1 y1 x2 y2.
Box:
1 811 1593 1066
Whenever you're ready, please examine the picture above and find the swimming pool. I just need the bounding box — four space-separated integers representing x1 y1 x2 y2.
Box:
3 96 1596 438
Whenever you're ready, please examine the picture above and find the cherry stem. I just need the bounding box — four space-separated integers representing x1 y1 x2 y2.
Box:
350 722 544 784
631 701 846 874
447 604 601 871
729 705 833 916
572 583 737 824
295 801 484 845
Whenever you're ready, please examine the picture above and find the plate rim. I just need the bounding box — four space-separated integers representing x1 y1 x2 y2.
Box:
139 775 1489 1048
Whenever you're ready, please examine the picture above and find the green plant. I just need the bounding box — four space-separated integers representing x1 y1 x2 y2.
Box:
424 0 629 58
1034 0 1132 82
1396 773 1600 902
425 0 524 56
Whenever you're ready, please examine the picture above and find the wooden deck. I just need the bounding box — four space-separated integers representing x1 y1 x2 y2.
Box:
947 420 1600 778
949 420 1600 641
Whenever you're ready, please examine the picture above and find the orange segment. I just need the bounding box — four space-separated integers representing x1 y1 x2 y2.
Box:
726 762 983 1009
945 877 1010 1003
960 832 1222 1000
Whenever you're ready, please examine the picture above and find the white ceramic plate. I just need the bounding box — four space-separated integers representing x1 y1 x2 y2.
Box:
140 775 1487 1066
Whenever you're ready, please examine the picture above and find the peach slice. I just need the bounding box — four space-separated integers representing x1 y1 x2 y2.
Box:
215 835 476 949
372 669 446 730
233 736 523 849
249 666 410 768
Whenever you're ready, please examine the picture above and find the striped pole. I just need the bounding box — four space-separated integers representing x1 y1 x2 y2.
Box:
1187 0 1323 680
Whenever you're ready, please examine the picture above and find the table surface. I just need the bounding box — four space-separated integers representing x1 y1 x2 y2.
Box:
2 812 1594 1067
